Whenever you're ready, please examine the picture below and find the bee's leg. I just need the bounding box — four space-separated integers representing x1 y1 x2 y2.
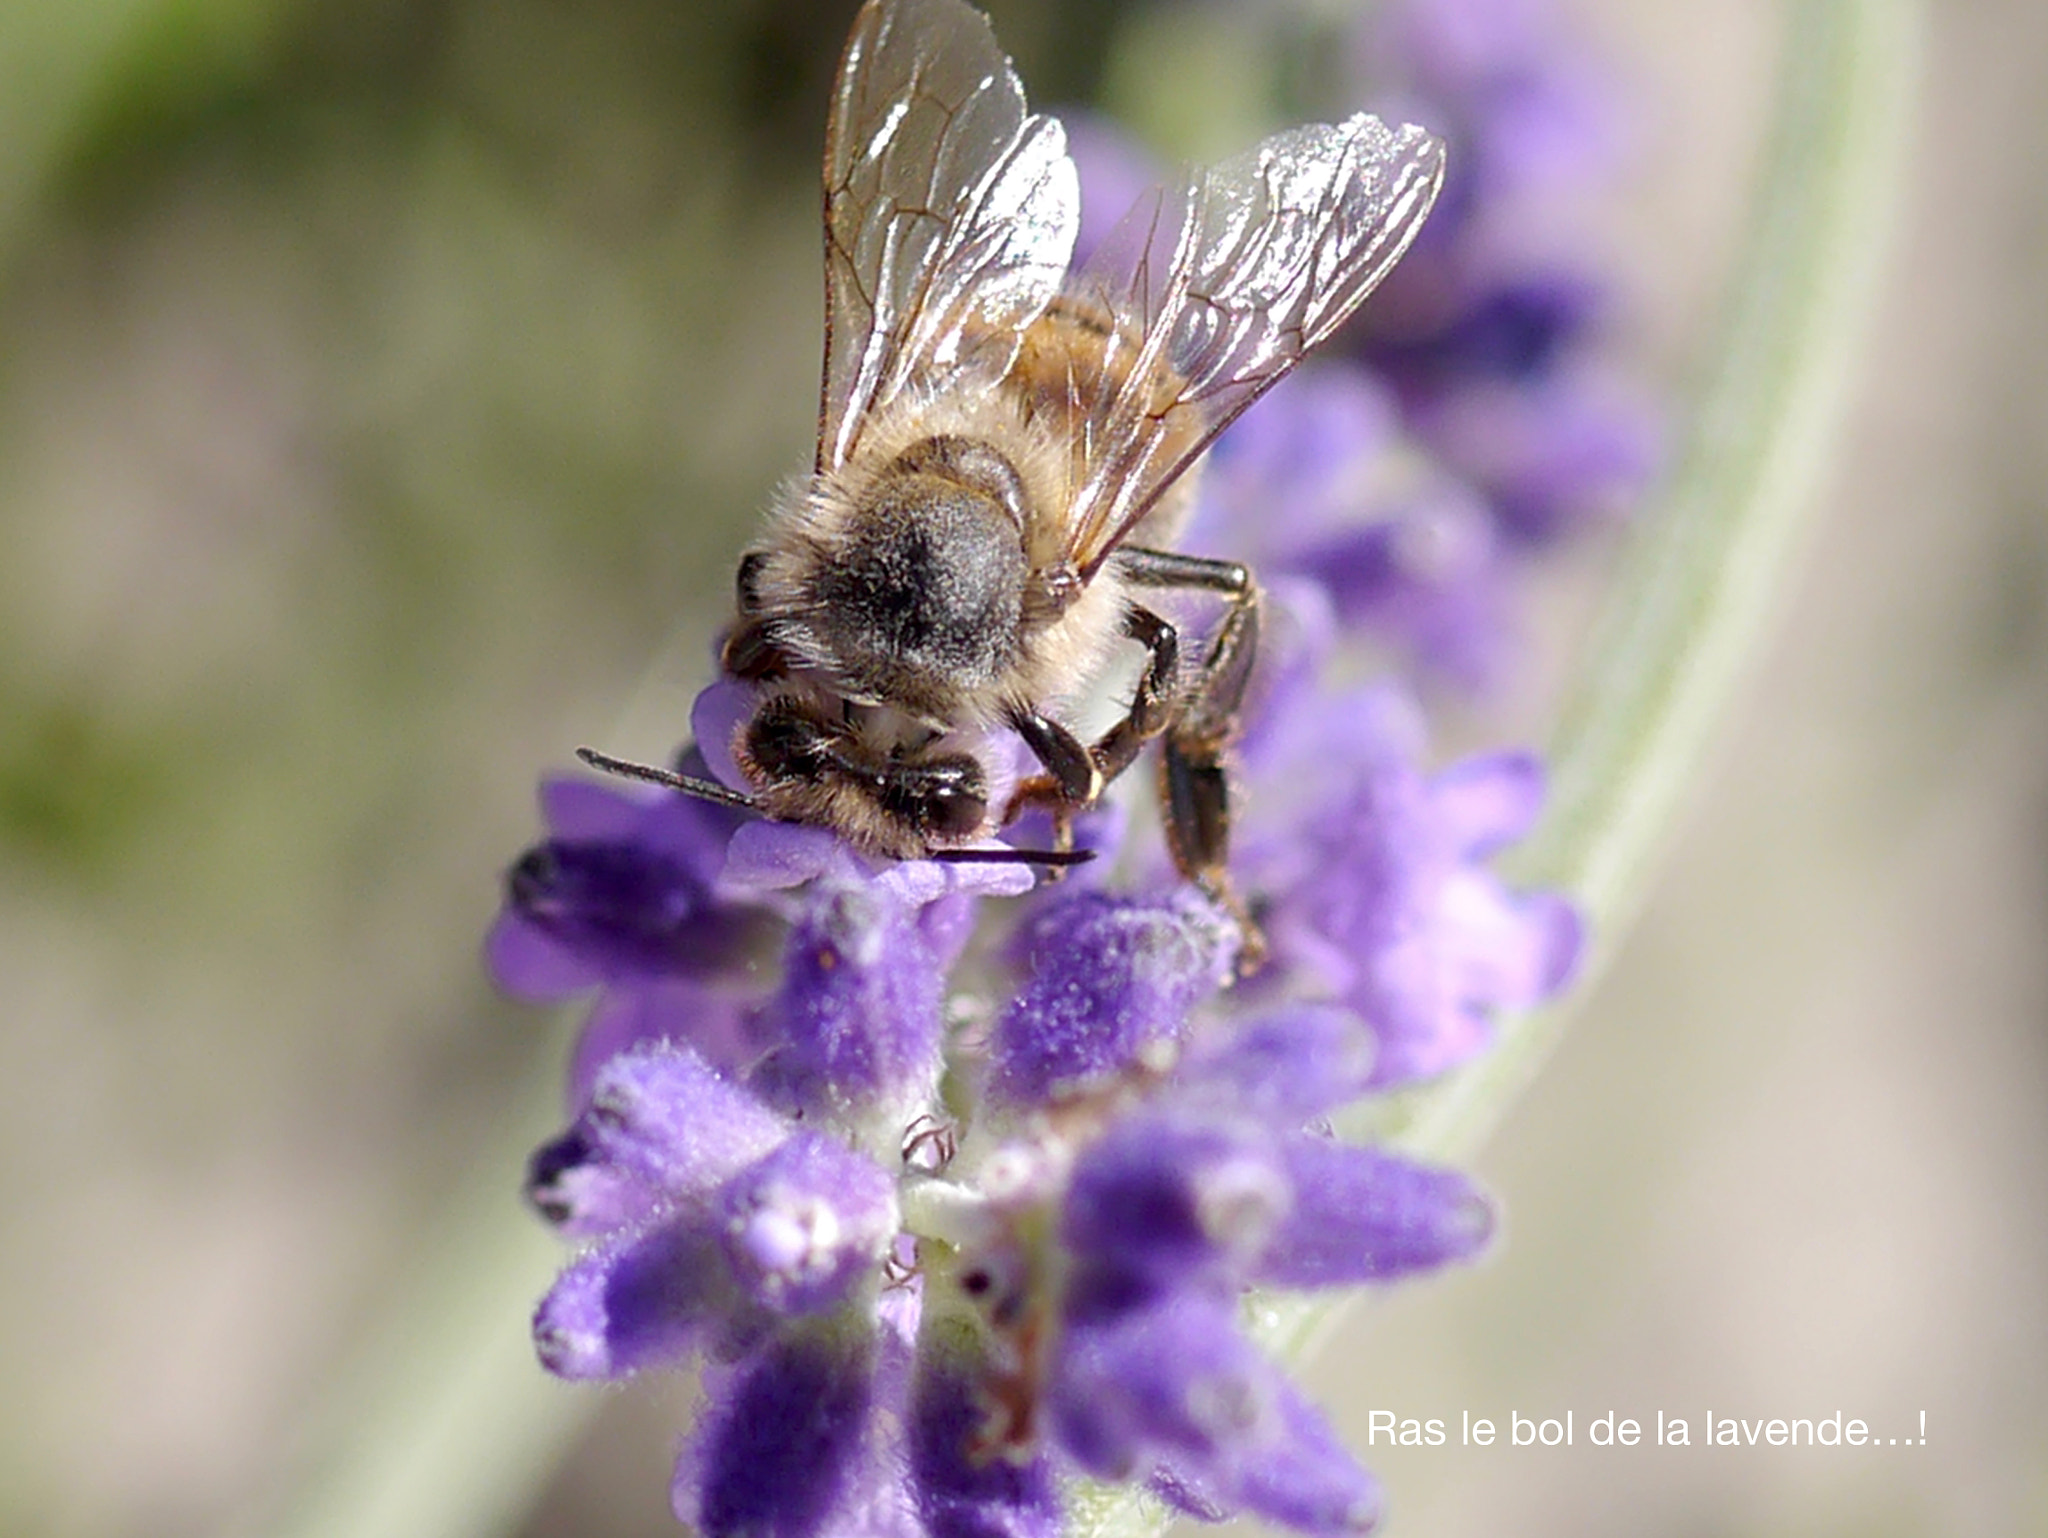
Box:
1003 709 1098 855
1009 710 1100 808
1001 604 1180 835
1083 604 1182 787
1159 591 1265 974
1117 548 1267 974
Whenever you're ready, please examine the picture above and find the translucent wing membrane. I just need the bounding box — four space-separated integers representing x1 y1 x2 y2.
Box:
1062 116 1446 576
819 0 1080 473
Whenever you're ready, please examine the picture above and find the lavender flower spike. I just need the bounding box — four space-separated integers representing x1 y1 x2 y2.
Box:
487 0 1615 1529
498 669 1561 1534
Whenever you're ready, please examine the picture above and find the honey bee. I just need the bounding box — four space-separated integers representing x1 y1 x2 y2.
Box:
579 0 1444 936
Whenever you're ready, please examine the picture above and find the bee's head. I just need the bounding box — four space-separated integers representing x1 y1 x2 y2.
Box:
738 693 990 854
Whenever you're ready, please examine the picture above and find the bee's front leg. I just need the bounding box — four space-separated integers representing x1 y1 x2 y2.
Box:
1002 709 1096 858
1102 547 1267 971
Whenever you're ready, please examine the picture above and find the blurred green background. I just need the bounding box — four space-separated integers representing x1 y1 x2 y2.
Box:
0 2 2042 1536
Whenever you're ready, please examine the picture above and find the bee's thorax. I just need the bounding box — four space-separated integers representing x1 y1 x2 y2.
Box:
818 466 1025 685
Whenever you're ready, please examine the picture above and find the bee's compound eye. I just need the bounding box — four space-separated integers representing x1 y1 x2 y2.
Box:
923 782 986 839
746 701 833 780
910 756 986 840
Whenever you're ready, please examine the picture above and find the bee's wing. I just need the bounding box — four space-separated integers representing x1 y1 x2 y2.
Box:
818 0 1079 474
1062 115 1445 577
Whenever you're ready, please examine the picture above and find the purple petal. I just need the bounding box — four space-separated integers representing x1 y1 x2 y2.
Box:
1429 750 1546 855
1417 370 1660 543
536 769 740 889
989 891 1238 1108
1063 1113 1289 1280
678 1325 917 1538
503 833 759 982
1361 0 1626 200
533 1216 733 1379
717 1133 899 1316
1060 1302 1384 1535
909 1358 1062 1538
873 855 1037 904
1437 872 1584 1011
1255 1141 1494 1287
692 679 756 795
751 882 944 1119
484 909 600 1000
1176 1005 1378 1123
538 774 651 840
1217 1381 1386 1537
585 1043 790 1188
1366 274 1602 393
719 820 852 897
565 979 767 1104
1521 889 1585 995
1254 734 1576 1088
1237 683 1426 821
1200 366 1402 544
916 892 980 971
1258 760 1436 975
1285 488 1515 690
1050 1292 1277 1481
525 1124 648 1238
527 1042 790 1234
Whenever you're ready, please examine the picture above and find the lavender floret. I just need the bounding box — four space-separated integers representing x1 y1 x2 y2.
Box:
989 890 1239 1108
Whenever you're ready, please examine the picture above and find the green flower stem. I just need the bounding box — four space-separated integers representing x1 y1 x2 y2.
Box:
250 2 1916 1536
1071 0 1920 1533
0 0 297 249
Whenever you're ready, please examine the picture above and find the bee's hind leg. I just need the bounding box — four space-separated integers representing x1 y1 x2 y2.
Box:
1077 547 1267 972
1150 574 1266 976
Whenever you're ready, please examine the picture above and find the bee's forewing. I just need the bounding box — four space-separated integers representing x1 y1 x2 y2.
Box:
1062 115 1446 576
819 0 1079 474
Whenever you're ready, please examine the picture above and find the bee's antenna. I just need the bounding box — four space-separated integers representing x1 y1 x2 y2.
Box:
575 746 759 812
932 846 1097 870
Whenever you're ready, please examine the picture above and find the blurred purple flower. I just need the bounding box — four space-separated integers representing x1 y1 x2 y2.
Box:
1350 0 1664 545
1063 1 1660 692
1192 364 1518 688
975 1004 1493 1532
1243 693 1583 1085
